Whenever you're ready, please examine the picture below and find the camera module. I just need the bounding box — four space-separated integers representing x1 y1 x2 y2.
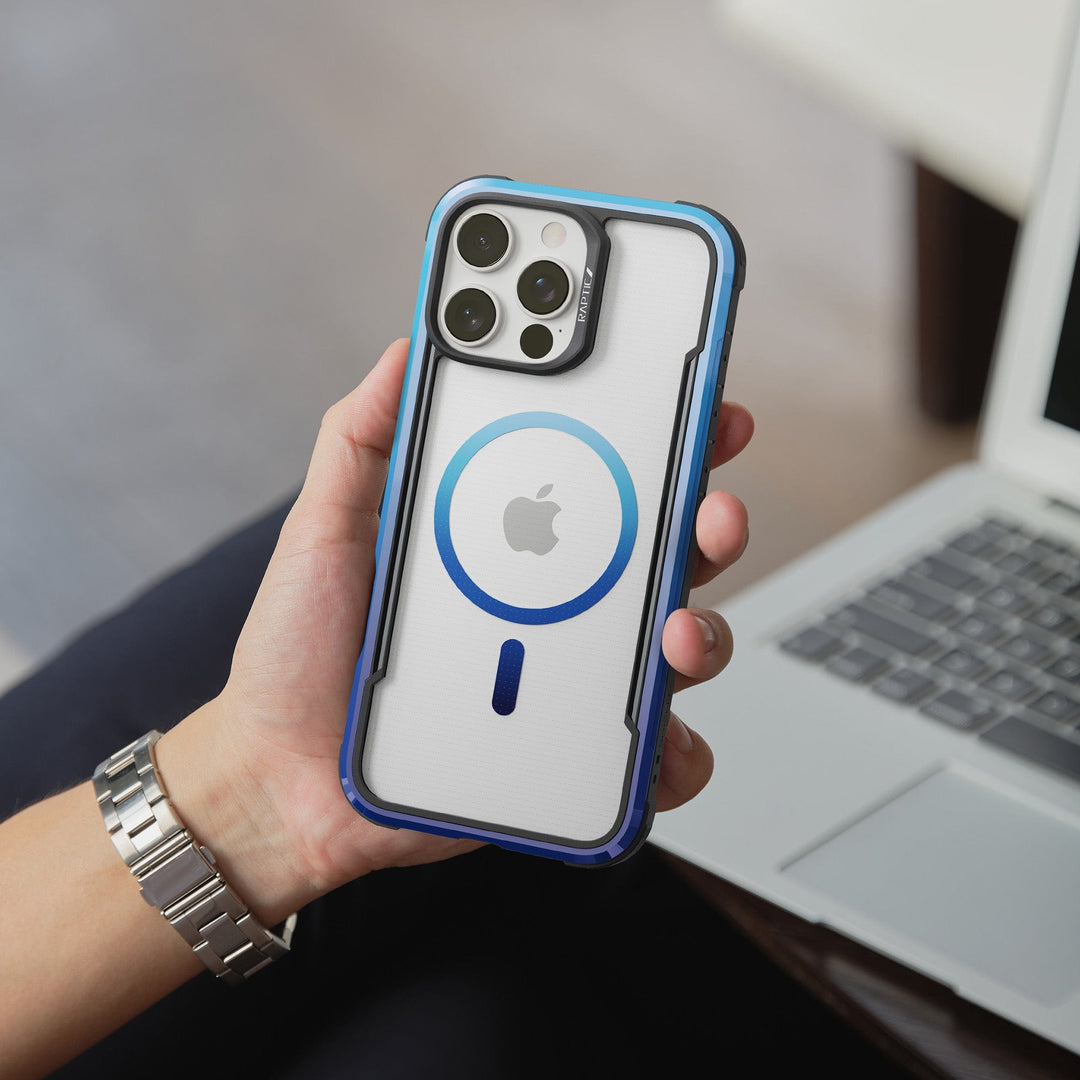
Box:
517 260 571 317
443 288 498 344
456 212 511 269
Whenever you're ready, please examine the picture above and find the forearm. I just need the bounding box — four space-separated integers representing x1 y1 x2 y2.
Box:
0 779 200 1079
0 702 320 1080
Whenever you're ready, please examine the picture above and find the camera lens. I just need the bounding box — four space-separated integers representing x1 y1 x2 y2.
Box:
456 213 510 269
517 260 570 316
443 288 497 343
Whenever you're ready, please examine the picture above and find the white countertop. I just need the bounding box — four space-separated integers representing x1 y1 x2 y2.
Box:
717 0 1077 215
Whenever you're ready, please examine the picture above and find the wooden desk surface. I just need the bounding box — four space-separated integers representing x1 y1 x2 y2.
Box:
659 851 1080 1080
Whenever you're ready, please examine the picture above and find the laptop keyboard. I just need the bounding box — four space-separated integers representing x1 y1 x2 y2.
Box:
779 516 1080 785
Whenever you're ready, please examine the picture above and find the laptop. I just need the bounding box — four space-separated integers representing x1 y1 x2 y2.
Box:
651 16 1080 1057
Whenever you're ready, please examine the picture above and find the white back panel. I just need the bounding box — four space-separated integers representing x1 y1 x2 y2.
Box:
362 219 710 843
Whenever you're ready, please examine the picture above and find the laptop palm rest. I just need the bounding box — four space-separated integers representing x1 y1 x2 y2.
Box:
783 767 1080 1004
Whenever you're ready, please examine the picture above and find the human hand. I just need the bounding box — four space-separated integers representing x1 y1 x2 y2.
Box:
157 339 753 925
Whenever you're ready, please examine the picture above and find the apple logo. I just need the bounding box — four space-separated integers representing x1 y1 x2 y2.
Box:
503 483 561 555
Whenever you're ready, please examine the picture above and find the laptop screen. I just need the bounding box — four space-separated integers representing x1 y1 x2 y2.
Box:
1045 237 1080 432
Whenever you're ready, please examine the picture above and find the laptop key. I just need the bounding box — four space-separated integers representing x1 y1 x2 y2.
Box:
952 612 1005 645
873 668 938 704
945 529 996 558
981 716 1080 783
1046 653 1080 684
911 554 980 592
1025 604 1080 638
995 551 1040 578
1029 690 1080 725
980 668 1037 702
869 578 954 622
1041 572 1080 595
981 517 1023 540
980 584 1032 615
1000 634 1051 665
1017 561 1054 585
826 647 888 683
920 689 996 731
780 626 843 662
832 604 936 656
1024 538 1067 562
934 648 986 680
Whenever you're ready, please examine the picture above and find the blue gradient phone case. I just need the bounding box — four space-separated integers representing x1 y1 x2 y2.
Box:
340 177 744 864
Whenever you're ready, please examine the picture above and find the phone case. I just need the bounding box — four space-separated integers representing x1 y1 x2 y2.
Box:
340 177 744 865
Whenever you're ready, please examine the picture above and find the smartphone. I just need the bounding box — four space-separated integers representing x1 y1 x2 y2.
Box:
340 177 744 865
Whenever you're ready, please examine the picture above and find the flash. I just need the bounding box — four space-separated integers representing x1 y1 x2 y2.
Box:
541 221 567 248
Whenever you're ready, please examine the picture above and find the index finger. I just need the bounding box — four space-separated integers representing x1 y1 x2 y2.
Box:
711 401 754 469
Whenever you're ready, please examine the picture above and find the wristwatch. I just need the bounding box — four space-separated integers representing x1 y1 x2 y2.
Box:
93 730 296 984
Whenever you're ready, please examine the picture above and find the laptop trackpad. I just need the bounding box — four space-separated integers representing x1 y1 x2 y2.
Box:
783 767 1080 1004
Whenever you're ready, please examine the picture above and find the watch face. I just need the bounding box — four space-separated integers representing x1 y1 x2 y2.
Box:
434 412 637 624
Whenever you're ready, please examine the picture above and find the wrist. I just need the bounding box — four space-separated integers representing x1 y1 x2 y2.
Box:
153 702 319 926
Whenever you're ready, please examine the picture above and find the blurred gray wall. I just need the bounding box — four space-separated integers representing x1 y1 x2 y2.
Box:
1 0 965 684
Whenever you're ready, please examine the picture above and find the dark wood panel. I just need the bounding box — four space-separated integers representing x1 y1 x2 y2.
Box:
915 163 1019 422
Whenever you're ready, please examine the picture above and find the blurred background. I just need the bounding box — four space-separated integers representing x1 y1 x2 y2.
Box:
1 0 1069 691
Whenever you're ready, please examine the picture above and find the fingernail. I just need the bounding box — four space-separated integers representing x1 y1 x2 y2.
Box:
694 613 717 653
668 715 694 755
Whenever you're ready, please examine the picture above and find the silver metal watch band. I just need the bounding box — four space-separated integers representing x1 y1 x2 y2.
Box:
93 730 296 985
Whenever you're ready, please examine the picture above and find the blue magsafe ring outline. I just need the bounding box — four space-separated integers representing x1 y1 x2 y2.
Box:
434 411 638 624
